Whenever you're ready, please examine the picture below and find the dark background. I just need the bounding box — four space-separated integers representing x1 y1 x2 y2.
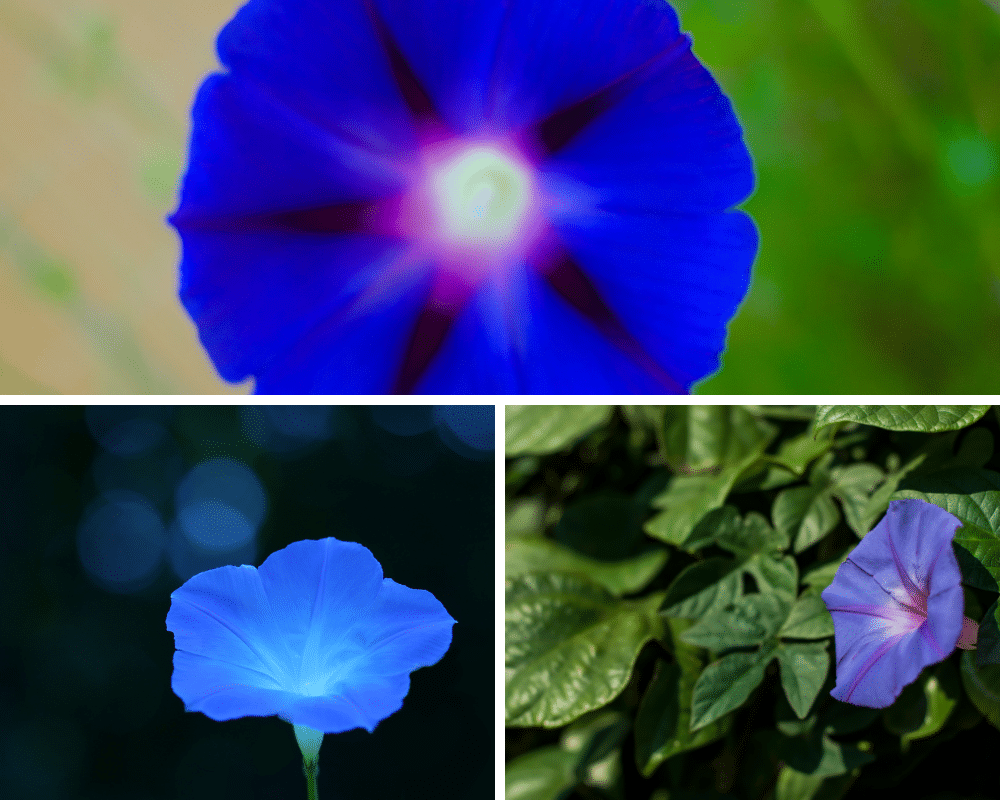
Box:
0 405 494 800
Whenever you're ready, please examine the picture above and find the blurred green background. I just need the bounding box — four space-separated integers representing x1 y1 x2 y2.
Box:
1 0 998 393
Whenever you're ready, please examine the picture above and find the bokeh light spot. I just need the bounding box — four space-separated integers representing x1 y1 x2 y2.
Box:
77 492 166 593
240 406 341 454
176 458 266 530
433 406 494 456
178 499 255 551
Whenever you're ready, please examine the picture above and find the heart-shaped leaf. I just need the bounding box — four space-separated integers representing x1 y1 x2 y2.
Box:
506 572 663 727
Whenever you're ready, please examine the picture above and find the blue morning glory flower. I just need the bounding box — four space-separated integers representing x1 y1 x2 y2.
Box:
820 499 973 709
169 0 757 393
165 537 455 732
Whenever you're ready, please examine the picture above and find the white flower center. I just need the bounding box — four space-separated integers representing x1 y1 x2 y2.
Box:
427 145 533 248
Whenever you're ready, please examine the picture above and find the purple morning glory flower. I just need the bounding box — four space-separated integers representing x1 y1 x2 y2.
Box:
169 0 757 393
820 499 972 709
165 537 455 733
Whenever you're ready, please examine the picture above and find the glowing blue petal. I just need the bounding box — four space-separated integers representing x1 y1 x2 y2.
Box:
166 537 455 732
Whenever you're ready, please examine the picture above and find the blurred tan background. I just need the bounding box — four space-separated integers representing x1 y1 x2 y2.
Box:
1 0 246 393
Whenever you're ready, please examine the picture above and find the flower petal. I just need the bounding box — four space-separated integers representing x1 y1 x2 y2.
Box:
255 539 385 659
249 261 434 393
820 561 927 708
409 275 528 393
848 499 963 631
355 578 456 676
216 0 418 167
368 0 506 134
170 0 759 393
171 650 302 721
544 47 755 214
544 208 756 390
172 72 409 226
485 0 685 134
167 563 290 689
411 263 677 393
284 672 412 733
179 229 419 386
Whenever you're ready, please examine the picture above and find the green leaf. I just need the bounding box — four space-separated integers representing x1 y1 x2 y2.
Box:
689 641 777 732
681 593 788 650
776 642 829 719
504 745 577 800
684 504 742 552
646 420 776 549
748 553 799 605
780 595 835 639
506 406 614 456
815 405 990 434
504 538 667 597
619 405 661 436
645 474 735 549
507 456 542 492
715 510 789 560
659 558 743 619
775 765 862 800
765 424 835 476
977 598 1000 668
658 406 777 473
827 463 885 537
898 663 960 751
960 649 1000 731
773 485 841 553
894 467 1000 589
853 451 927 538
506 498 546 540
953 526 1000 591
505 572 664 727
777 732 874 779
713 512 797 603
634 619 731 776
801 555 848 594
774 765 827 800
561 711 630 794
504 711 629 800
554 491 648 561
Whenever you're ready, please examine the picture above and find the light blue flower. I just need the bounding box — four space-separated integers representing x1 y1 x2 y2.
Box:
821 499 973 709
166 537 455 733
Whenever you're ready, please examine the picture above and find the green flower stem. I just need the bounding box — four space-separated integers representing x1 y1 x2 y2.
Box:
304 756 319 800
293 724 325 800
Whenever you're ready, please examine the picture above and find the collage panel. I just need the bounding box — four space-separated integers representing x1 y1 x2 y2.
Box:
505 404 1000 800
0 404 493 800
4 2 998 394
